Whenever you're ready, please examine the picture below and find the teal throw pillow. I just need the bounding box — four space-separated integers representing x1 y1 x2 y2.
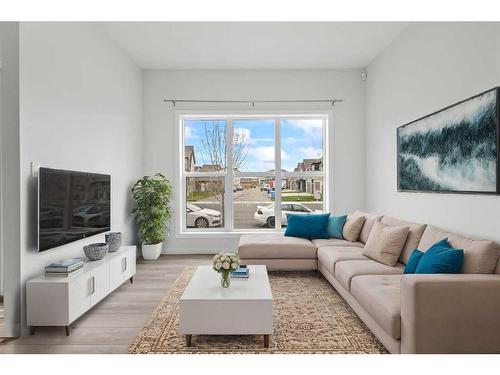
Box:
404 249 424 274
327 214 348 239
284 213 331 240
415 238 464 274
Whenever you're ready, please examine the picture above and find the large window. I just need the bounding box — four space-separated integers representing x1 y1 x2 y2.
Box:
180 114 328 233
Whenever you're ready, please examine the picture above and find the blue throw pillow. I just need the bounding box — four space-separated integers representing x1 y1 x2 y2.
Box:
415 238 464 274
404 249 424 274
327 214 347 239
284 213 331 239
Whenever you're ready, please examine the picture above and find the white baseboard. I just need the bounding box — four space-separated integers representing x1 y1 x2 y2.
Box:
4 322 21 338
161 248 221 255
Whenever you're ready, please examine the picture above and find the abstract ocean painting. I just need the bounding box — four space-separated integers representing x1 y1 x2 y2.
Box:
397 88 499 194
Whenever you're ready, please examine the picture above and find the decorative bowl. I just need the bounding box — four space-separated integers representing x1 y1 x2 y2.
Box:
83 243 108 261
105 232 122 252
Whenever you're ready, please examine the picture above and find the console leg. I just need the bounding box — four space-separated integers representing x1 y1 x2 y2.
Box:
264 334 270 348
30 326 37 335
186 334 192 347
130 276 134 284
65 326 70 336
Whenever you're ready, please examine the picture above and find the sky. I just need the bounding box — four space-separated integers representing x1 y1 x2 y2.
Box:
184 118 323 172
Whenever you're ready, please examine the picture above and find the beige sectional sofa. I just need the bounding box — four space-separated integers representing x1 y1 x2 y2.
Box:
237 211 500 354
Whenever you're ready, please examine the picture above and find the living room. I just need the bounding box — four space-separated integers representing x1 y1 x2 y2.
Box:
1 0 500 372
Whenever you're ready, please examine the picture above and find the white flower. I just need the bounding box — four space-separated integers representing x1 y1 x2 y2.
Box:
212 252 239 273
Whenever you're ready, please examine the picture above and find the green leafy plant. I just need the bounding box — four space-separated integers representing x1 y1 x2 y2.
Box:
132 173 172 245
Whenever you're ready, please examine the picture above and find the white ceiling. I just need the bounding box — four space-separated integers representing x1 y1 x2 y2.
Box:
101 22 409 70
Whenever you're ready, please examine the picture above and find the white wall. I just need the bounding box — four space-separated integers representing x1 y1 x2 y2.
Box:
18 22 143 334
143 69 366 253
0 44 2 296
0 22 22 337
366 22 500 242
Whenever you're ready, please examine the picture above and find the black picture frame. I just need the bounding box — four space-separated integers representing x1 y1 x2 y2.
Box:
396 87 500 195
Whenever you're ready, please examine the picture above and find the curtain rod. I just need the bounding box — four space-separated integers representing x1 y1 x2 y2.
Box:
163 99 343 107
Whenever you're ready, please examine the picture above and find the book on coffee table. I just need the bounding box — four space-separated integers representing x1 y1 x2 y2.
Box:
231 266 250 278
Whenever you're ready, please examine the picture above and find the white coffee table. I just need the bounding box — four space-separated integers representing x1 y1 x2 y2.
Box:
179 265 273 348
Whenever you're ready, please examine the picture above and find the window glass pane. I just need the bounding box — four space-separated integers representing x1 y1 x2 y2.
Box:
234 177 275 229
186 177 224 229
281 118 324 172
233 119 275 172
281 176 324 227
184 119 227 172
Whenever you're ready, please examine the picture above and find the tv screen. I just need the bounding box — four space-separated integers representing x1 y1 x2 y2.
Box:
38 167 111 252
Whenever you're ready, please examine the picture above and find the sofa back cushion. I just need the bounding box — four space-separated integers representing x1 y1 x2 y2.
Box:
362 221 410 267
418 225 500 274
354 211 383 243
381 216 427 264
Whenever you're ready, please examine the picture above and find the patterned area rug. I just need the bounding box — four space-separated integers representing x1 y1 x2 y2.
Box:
129 267 388 354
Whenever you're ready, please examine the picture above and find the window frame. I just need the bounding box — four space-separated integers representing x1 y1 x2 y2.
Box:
175 109 331 237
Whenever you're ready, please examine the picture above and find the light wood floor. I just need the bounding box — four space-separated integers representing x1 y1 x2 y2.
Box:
0 255 212 354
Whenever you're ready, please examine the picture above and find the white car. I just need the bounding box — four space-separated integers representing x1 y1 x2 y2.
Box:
186 203 222 228
254 203 323 228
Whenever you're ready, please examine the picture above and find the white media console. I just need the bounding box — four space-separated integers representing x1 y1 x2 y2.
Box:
27 246 136 336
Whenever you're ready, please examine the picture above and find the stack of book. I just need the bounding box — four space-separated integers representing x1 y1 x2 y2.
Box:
45 258 84 277
231 265 250 279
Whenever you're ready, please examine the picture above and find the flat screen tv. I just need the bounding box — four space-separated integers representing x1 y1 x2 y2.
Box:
38 167 111 252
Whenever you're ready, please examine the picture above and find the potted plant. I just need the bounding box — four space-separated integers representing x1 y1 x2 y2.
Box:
132 173 172 260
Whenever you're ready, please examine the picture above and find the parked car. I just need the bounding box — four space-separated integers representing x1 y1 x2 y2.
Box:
186 203 222 228
254 203 323 228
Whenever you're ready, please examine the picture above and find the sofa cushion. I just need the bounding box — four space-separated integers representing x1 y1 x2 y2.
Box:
311 238 364 248
284 213 330 239
381 215 427 264
354 211 383 244
363 221 409 266
342 214 366 242
404 249 424 274
317 246 368 275
238 233 317 259
418 226 500 274
415 238 464 274
327 214 348 239
351 275 403 340
335 259 404 291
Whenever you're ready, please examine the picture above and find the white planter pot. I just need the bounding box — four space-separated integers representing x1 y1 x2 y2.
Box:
142 242 163 260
